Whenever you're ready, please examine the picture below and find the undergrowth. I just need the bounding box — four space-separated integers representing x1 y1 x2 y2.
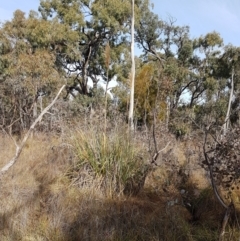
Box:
0 128 240 240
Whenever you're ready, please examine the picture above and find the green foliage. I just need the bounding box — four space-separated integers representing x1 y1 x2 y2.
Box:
194 99 228 128
0 10 64 133
38 0 147 96
1 0 238 137
135 6 162 51
196 31 223 50
178 39 193 65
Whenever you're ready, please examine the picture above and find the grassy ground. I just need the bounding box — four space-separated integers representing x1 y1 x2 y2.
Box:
0 126 239 241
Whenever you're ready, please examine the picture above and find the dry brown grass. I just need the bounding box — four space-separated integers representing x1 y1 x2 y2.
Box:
0 129 239 241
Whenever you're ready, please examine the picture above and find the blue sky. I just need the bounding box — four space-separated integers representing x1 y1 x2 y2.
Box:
0 0 240 46
152 0 240 46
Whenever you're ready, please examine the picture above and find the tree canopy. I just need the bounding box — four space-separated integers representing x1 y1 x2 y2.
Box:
0 0 239 134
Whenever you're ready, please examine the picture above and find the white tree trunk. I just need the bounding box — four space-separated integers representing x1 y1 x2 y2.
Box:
223 70 234 135
128 0 135 131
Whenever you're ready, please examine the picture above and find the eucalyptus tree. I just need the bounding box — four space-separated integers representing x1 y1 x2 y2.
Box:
188 32 223 106
135 10 226 109
193 44 240 131
135 10 194 111
38 0 140 98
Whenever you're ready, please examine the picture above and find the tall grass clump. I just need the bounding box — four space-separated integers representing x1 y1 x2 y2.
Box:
70 127 145 196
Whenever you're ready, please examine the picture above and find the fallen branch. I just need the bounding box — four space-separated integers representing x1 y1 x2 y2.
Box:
0 85 66 177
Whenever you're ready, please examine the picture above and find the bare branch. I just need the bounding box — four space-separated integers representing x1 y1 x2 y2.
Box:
0 85 66 177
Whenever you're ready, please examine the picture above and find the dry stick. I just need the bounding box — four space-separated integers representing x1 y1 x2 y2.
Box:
0 85 66 177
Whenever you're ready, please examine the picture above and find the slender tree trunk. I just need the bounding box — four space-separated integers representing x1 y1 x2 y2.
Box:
128 0 135 131
104 42 111 135
223 70 234 135
81 46 92 95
